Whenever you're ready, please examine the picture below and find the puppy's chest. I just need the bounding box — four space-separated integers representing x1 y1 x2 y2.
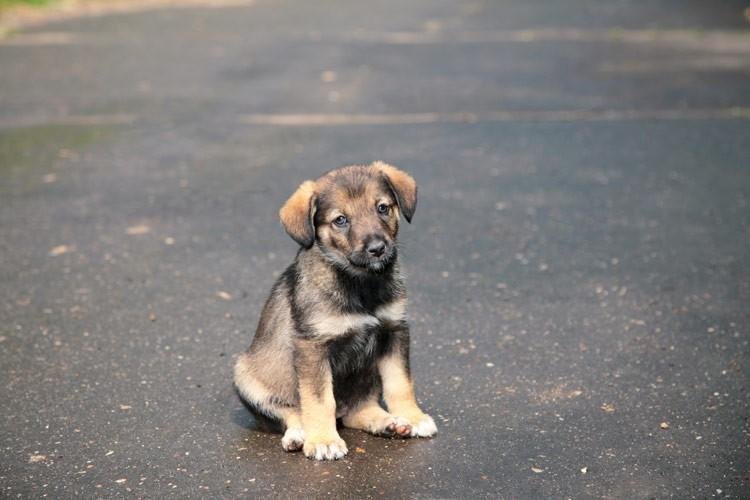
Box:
306 299 406 340
327 325 389 378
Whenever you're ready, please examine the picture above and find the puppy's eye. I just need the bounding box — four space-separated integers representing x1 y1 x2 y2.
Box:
332 215 348 227
377 203 390 215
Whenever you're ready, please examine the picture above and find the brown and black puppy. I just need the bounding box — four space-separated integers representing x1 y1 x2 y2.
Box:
234 162 437 461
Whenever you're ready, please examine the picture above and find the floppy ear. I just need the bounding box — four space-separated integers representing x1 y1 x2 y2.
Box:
372 161 417 223
279 180 317 248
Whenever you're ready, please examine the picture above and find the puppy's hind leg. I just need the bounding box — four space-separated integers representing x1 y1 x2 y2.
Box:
342 396 412 438
278 409 304 452
234 354 304 452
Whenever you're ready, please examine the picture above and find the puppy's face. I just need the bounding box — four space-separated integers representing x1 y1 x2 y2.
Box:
279 162 417 274
315 174 400 272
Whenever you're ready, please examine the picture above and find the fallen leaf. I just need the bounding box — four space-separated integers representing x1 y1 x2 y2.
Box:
126 224 151 235
115 478 127 484
49 245 73 256
355 447 366 453
600 403 615 413
216 291 232 301
531 466 544 473
120 405 132 410
58 148 76 159
320 70 337 82
660 422 669 429
29 454 46 463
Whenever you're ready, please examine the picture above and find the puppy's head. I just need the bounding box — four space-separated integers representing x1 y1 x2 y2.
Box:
279 162 417 274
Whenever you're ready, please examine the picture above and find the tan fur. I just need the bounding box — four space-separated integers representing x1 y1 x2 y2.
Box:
298 376 336 439
279 180 317 247
307 310 380 339
378 350 428 424
375 297 407 323
294 339 347 459
342 397 405 435
233 355 275 406
371 161 417 222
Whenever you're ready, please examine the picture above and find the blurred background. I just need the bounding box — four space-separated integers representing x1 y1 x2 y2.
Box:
1 0 749 497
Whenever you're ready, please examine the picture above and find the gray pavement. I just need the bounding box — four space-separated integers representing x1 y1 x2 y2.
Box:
1 0 750 497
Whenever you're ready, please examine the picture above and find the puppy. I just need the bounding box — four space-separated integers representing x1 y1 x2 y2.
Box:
234 162 437 461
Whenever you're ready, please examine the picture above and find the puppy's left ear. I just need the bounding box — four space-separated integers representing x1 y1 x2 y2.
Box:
279 180 317 248
372 161 417 223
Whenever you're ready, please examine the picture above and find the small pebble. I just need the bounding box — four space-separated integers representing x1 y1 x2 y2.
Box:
49 245 72 256
126 224 151 235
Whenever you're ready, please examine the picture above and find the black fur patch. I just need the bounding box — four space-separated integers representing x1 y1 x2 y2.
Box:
330 265 401 314
327 325 394 410
281 261 310 338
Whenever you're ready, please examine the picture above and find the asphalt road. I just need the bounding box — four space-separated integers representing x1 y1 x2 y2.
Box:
1 0 749 497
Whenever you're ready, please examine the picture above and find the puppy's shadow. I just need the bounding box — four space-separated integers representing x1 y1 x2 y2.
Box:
229 390 361 435
231 390 283 435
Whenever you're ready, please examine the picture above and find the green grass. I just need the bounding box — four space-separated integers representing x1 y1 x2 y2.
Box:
0 0 56 9
0 124 114 171
0 124 119 195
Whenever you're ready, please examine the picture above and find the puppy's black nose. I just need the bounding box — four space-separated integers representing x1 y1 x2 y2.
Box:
366 239 386 257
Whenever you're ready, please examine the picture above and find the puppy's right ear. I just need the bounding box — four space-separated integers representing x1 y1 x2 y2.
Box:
279 180 317 248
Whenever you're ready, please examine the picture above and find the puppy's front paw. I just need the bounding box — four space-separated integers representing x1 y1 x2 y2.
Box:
303 436 348 460
409 415 438 438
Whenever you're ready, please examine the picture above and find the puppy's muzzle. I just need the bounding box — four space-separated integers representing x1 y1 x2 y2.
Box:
350 235 394 271
366 238 386 258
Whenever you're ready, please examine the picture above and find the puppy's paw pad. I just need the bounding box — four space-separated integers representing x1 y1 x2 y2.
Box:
384 417 412 438
303 439 348 460
410 415 437 437
281 427 304 452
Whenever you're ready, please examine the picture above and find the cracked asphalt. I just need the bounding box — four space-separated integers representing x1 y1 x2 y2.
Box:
1 0 749 497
